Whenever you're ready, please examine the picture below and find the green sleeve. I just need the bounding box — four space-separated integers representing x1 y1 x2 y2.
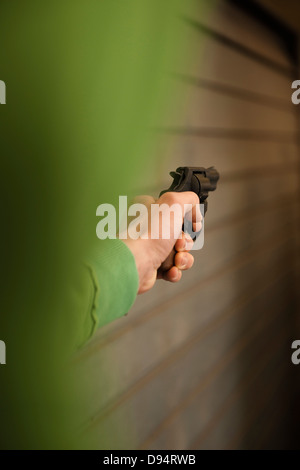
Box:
78 239 139 346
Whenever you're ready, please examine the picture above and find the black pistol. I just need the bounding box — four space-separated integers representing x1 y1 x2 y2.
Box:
160 166 219 216
159 167 220 270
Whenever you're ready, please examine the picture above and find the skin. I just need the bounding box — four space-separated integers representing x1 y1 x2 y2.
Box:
123 191 202 294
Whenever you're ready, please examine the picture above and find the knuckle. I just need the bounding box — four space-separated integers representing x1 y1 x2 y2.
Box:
187 191 200 205
160 191 179 206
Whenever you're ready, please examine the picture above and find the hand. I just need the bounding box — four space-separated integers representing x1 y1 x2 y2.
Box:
122 191 202 294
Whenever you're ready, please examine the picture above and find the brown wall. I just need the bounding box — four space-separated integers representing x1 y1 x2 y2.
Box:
258 0 300 32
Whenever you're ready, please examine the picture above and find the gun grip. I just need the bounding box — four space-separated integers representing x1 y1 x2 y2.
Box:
160 222 202 272
160 247 176 272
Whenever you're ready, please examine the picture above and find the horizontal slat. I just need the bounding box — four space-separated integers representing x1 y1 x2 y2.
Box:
83 196 299 344
75 222 297 426
152 160 299 234
157 80 298 133
205 171 299 226
160 138 299 174
145 313 293 450
189 315 295 449
171 21 293 101
199 355 289 449
156 128 298 145
136 195 299 317
183 18 293 78
174 75 292 111
180 0 293 70
138 138 299 191
80 269 295 449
